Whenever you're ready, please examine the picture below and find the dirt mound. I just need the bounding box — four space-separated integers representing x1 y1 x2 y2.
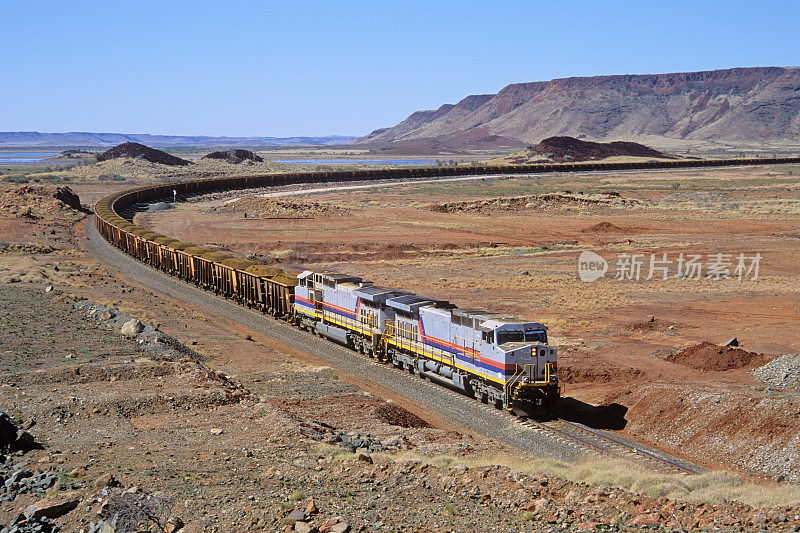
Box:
373 403 430 428
203 149 264 164
427 192 637 214
666 341 774 371
532 136 671 162
97 142 191 166
583 221 623 232
0 185 85 220
215 195 347 218
45 149 96 161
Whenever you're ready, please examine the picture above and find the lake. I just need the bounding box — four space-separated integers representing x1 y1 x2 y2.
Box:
0 152 59 163
272 158 446 165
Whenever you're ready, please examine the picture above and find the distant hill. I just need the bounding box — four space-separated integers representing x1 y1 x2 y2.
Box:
97 142 191 166
358 67 800 148
202 149 264 164
0 132 356 148
491 136 674 164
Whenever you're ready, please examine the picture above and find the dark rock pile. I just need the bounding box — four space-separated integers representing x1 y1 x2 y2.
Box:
299 420 410 454
96 142 190 166
0 515 59 533
0 413 36 453
0 462 59 503
202 149 264 164
516 136 673 163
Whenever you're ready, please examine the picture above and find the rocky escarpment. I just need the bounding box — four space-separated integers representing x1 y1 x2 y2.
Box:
358 66 800 146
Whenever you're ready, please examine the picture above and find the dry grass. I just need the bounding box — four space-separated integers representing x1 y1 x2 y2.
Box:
396 451 800 508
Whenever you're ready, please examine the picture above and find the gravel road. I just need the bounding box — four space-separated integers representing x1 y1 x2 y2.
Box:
83 220 585 462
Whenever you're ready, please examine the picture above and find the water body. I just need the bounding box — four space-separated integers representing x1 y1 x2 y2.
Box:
273 158 445 165
0 152 59 163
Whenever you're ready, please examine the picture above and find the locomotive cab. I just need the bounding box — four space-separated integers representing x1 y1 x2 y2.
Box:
480 319 559 415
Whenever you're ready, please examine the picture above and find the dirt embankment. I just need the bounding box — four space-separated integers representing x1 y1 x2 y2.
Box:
44 150 96 161
666 341 774 371
427 192 637 214
0 185 86 221
583 221 624 232
213 195 349 218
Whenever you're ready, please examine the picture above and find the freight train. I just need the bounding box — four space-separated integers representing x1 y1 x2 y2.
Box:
93 202 559 414
294 270 558 413
94 157 800 416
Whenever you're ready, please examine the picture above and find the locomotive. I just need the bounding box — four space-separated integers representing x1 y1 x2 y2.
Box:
294 270 559 415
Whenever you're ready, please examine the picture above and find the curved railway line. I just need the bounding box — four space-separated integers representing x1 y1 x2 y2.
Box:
90 157 800 473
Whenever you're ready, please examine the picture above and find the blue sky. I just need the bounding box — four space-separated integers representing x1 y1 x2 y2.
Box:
1 1 798 137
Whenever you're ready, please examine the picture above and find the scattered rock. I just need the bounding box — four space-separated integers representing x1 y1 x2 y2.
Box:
93 473 119 488
753 353 800 390
329 523 351 533
210 428 224 436
318 517 340 533
286 509 306 524
68 467 85 478
304 499 318 516
294 521 315 533
23 491 80 520
163 516 184 533
356 451 373 464
88 519 115 533
1 515 60 533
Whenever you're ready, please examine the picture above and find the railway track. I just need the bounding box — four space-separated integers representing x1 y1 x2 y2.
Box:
520 419 702 475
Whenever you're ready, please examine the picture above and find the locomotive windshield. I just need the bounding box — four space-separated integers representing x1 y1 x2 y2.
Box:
496 330 524 344
525 329 547 343
496 328 547 345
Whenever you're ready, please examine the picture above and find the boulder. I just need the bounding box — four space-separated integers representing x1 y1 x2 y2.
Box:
0 411 19 448
294 522 315 533
164 516 184 533
93 472 120 488
356 451 373 464
286 509 306 524
14 431 36 451
23 491 80 519
120 319 144 337
304 499 318 516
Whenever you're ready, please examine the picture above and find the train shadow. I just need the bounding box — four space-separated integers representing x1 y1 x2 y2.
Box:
553 397 628 430
523 397 628 430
